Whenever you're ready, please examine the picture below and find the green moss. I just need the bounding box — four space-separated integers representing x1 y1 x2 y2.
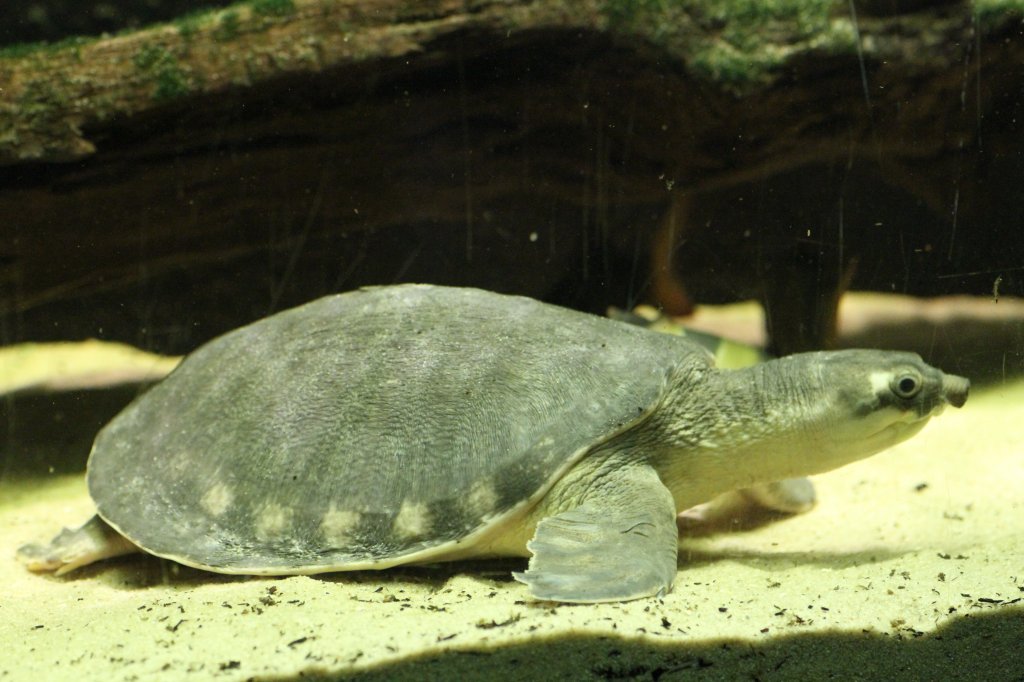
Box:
215 10 242 41
700 0 834 52
133 45 190 101
973 0 1024 26
0 35 94 61
133 44 163 70
175 19 198 41
0 42 47 60
688 44 759 86
973 0 1024 11
19 78 61 110
710 0 832 24
156 68 189 100
603 0 668 30
17 77 70 132
250 0 296 17
174 9 217 41
603 0 843 89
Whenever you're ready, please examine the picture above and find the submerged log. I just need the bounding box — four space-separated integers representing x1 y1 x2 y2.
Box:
0 0 1021 353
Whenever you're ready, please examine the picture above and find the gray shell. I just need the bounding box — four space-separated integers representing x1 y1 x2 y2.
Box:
87 285 710 573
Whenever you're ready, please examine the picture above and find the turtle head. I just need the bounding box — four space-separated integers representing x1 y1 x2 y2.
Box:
650 349 968 509
775 349 969 475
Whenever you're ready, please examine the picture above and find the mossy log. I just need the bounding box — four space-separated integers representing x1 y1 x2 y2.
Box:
0 0 1021 353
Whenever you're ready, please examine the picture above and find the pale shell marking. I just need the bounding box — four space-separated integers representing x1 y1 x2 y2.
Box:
319 504 361 546
465 479 500 519
200 482 233 517
255 503 294 540
393 500 432 540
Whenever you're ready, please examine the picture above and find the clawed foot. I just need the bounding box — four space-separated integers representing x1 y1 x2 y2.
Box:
17 515 139 575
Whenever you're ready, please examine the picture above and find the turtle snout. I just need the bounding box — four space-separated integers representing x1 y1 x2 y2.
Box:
942 374 970 408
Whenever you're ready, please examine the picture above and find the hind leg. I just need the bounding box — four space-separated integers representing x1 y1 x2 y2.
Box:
17 515 139 575
678 478 816 529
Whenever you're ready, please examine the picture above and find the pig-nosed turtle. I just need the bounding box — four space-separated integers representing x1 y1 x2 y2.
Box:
18 284 969 603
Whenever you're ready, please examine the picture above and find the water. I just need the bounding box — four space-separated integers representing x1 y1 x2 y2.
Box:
1 2 1023 679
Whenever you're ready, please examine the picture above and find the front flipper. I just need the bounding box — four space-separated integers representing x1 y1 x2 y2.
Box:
17 514 139 575
513 464 678 603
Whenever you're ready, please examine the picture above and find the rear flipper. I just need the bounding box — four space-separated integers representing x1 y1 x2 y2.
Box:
17 515 139 575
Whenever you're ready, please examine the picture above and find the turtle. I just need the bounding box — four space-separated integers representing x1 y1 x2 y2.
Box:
17 284 970 603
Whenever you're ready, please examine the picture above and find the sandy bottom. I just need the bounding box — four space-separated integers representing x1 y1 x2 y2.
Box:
2 294 1023 681
2 378 1021 681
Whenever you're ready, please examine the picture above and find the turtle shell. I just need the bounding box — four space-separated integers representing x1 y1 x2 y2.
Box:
87 285 710 574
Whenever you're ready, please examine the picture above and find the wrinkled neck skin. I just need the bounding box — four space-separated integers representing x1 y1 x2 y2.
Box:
640 357 926 512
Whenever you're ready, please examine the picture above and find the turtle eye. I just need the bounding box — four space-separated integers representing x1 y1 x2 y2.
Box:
891 372 922 399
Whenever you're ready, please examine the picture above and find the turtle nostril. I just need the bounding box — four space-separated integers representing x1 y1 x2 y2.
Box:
943 375 970 408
